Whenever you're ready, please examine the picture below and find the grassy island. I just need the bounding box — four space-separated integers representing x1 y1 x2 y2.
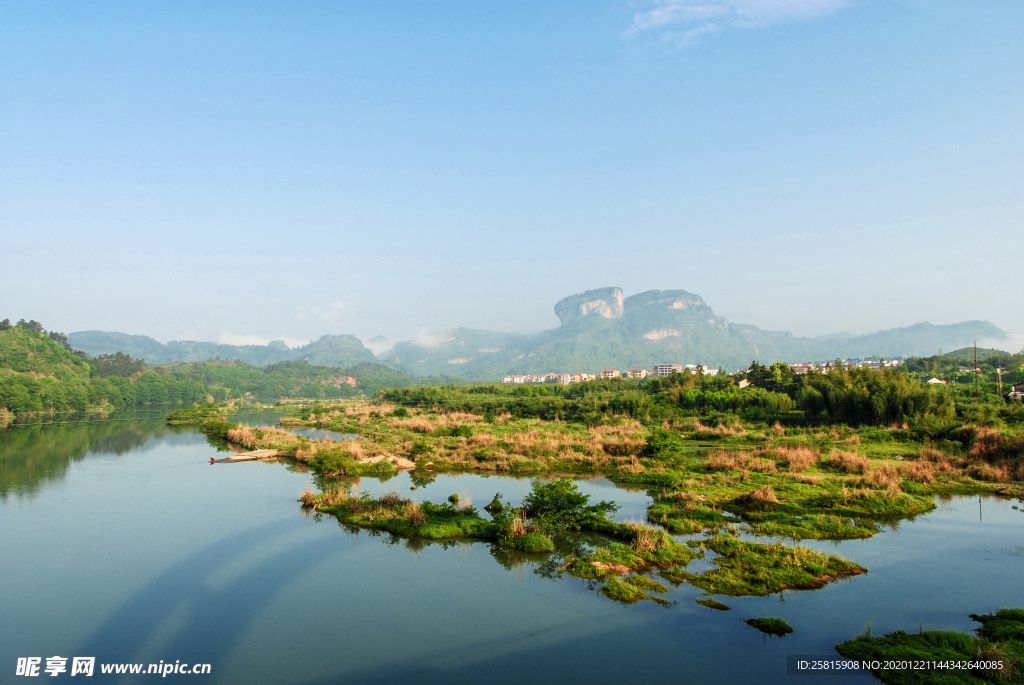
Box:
836 609 1024 684
172 364 1022 602
745 616 795 636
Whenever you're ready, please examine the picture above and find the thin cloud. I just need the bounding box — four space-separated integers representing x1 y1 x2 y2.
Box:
298 296 358 327
218 333 304 348
629 0 852 44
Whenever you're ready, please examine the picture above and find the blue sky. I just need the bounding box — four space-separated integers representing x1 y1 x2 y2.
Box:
2 1 1022 350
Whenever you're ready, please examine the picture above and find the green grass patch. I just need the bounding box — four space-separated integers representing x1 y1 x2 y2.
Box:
696 598 731 611
836 608 1024 684
746 616 794 636
681 533 866 596
601 577 671 605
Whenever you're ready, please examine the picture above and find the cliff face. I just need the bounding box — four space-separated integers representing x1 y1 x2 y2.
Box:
553 287 624 324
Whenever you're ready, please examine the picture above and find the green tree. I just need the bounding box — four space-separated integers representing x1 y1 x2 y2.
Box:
521 478 619 531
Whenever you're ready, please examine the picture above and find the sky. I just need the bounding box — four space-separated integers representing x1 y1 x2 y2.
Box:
2 1 1022 350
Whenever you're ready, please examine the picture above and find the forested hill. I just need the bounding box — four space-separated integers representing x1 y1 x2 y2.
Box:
67 331 377 367
0 321 437 417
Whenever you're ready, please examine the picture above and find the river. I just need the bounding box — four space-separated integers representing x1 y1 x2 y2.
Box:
1 409 1021 683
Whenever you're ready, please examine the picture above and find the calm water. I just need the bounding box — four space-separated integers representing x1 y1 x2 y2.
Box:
1 410 1021 684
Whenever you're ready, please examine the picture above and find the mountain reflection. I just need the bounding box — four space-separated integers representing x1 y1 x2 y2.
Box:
0 410 174 499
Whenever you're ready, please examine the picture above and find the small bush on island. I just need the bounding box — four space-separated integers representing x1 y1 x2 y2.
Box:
521 477 620 531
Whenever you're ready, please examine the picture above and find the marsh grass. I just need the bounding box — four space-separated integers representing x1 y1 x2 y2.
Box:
696 598 731 611
837 608 1024 685
745 616 793 636
683 533 865 596
827 451 871 475
734 485 778 510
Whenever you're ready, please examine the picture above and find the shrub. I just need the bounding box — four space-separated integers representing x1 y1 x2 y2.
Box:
308 447 354 476
521 478 620 531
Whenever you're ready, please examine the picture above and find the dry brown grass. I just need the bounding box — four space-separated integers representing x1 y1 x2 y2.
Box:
321 402 378 418
763 446 819 473
969 461 1015 482
843 434 861 445
226 424 257 446
299 488 319 507
389 417 437 433
629 523 668 553
706 450 776 473
693 420 745 438
965 426 1024 467
706 450 741 471
509 511 528 539
671 491 709 510
827 450 870 475
468 432 497 447
918 448 949 462
745 458 778 473
406 502 425 526
900 461 936 484
439 410 483 423
588 421 643 436
616 455 645 473
793 474 822 485
772 421 786 436
600 435 645 456
735 485 779 510
861 464 903 490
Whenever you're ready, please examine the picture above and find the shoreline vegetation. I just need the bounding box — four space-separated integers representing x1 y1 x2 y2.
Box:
836 609 1024 684
157 360 1024 602
0 321 444 422
6 320 1021 600
166 364 1022 602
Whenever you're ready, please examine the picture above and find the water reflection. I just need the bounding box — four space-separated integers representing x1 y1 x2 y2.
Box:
0 409 174 500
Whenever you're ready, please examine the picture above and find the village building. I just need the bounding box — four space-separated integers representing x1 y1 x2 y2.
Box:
599 369 621 379
627 369 648 379
653 363 684 377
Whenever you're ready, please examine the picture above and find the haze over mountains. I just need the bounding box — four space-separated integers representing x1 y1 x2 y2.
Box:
69 287 1006 379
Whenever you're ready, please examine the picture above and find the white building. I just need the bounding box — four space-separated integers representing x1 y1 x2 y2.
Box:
653 364 684 377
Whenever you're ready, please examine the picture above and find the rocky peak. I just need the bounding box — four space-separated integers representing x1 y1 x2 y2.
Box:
553 287 624 325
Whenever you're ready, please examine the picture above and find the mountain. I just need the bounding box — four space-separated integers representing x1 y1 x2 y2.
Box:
378 287 1007 377
67 287 1008 379
67 332 377 368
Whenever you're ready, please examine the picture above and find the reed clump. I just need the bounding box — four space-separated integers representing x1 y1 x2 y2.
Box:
827 451 870 475
765 446 819 473
735 485 779 510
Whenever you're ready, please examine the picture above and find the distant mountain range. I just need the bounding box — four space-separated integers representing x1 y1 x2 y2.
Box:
69 287 1007 378
67 331 377 367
